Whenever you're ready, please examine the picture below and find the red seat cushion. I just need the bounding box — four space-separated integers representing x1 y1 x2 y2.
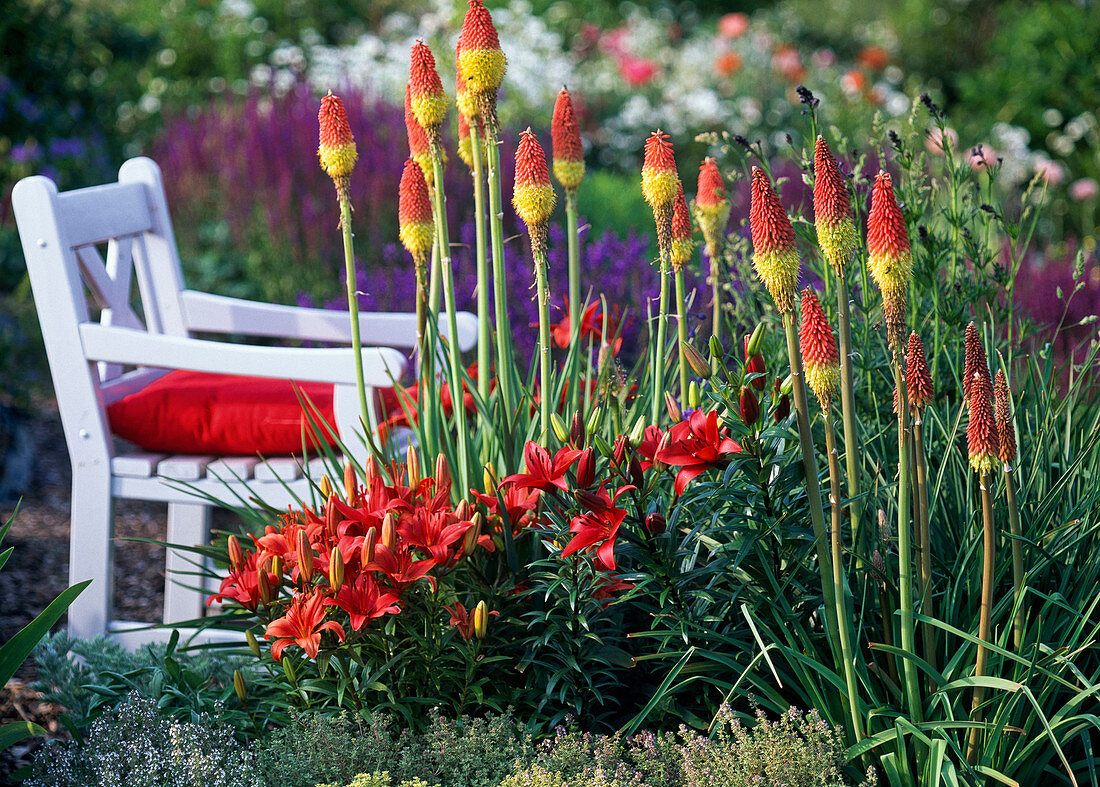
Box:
106 371 339 455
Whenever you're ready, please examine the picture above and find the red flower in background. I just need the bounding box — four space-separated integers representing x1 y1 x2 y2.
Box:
503 441 583 493
547 298 623 352
655 409 741 495
324 573 401 631
265 591 346 660
618 54 660 87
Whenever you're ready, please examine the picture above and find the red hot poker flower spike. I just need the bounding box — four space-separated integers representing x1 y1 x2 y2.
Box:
398 158 434 260
551 87 585 190
963 322 989 406
641 130 678 209
457 0 506 100
799 287 840 408
404 85 435 187
408 40 448 137
994 369 1016 465
906 331 934 414
513 128 556 231
967 370 999 474
867 171 912 349
813 136 858 271
318 92 357 190
749 167 800 314
670 181 693 270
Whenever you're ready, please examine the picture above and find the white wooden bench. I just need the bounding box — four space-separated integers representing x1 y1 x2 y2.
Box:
12 157 475 644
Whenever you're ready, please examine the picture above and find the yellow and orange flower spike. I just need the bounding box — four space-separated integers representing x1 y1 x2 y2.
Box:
813 136 858 272
404 85 436 187
551 87 585 192
513 128 556 243
641 130 679 210
670 181 693 270
799 287 840 409
967 368 999 474
693 157 730 260
867 171 913 350
457 0 506 122
398 157 434 261
749 167 800 314
963 322 988 406
906 332 934 413
317 91 357 198
408 40 448 144
455 39 478 121
994 369 1016 465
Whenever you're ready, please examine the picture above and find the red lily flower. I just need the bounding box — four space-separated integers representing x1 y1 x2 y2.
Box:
208 550 273 612
474 485 541 534
560 484 633 571
399 508 474 564
502 441 583 493
635 424 664 471
654 409 741 495
546 298 624 353
265 591 345 661
363 543 438 592
591 574 636 606
444 601 500 640
323 572 401 631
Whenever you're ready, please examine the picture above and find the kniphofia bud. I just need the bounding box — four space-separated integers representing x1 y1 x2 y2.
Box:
406 445 422 487
473 599 490 639
967 370 999 474
749 167 800 314
670 181 693 270
799 287 840 409
408 40 448 138
343 462 356 502
296 529 314 583
693 157 731 260
739 385 760 427
994 369 1016 465
963 322 988 406
867 171 913 350
513 128 556 233
641 130 678 210
398 157 434 260
457 0 506 104
317 92 357 184
813 136 858 271
329 546 344 592
906 332 934 414
228 535 245 572
551 87 585 191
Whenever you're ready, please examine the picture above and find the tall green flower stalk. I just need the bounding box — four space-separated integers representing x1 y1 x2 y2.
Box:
994 369 1025 649
964 359 1000 764
410 40 470 492
749 167 843 668
458 116 491 405
670 183 693 405
907 332 936 672
513 129 557 444
641 131 679 423
801 287 863 741
813 136 864 561
318 92 370 431
867 171 922 721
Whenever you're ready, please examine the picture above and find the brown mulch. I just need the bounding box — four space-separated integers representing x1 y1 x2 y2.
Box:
0 400 236 783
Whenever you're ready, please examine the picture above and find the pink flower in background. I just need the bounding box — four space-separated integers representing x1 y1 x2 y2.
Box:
1035 158 1066 186
601 26 630 55
811 48 836 68
970 145 997 170
772 45 804 82
718 13 750 39
1070 178 1099 201
925 127 959 156
840 69 865 95
618 54 660 87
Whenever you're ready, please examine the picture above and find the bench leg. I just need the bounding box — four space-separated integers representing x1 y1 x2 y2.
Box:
164 501 211 625
67 466 114 640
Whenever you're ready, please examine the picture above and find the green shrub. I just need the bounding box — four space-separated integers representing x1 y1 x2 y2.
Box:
26 692 264 787
316 775 439 787
395 708 535 787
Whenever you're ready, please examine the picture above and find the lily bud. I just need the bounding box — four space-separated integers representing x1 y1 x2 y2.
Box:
586 405 603 435
739 385 760 427
746 323 766 358
228 535 245 572
664 391 682 423
780 374 794 396
473 600 490 640
463 513 483 556
773 393 790 422
645 512 667 535
233 669 247 703
319 475 333 500
381 512 397 551
483 465 498 494
435 454 452 493
688 380 701 410
570 410 585 445
613 435 629 466
297 529 314 583
329 546 344 592
344 462 357 502
744 335 767 391
246 629 262 659
575 488 606 511
593 434 612 459
362 528 378 567
257 566 274 605
550 412 570 443
454 499 472 522
325 495 339 538
654 432 672 473
270 556 284 584
406 445 422 487
629 456 645 488
576 448 596 488
364 458 380 488
283 658 297 682
709 334 725 360
682 342 712 379
628 416 647 447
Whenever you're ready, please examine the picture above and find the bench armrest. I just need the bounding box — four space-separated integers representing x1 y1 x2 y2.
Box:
79 324 406 385
180 290 478 352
